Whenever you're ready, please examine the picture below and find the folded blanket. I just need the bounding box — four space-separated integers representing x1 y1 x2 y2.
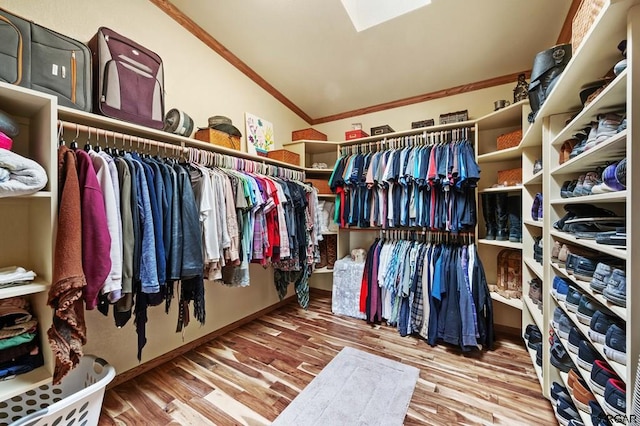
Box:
0 148 48 197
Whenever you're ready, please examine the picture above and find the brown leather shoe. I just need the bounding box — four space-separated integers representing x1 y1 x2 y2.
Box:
573 378 596 413
567 369 581 395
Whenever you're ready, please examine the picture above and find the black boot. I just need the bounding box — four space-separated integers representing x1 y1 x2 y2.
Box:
495 193 509 241
507 195 522 242
481 194 497 240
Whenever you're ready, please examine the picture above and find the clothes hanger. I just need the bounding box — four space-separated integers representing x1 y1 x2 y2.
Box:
83 127 93 152
57 122 65 147
70 125 79 150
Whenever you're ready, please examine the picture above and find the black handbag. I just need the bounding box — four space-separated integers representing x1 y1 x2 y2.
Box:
527 44 572 123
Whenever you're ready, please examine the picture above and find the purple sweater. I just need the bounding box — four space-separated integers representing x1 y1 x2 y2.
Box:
75 150 111 310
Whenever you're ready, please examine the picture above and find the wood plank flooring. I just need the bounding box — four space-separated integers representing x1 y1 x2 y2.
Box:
98 294 556 425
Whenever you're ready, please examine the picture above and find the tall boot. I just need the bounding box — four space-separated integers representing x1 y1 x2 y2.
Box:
495 193 509 241
326 234 337 269
481 194 497 240
317 238 328 269
507 195 522 243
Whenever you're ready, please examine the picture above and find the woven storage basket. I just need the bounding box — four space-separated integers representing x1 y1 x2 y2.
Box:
292 128 327 141
497 167 522 186
496 249 522 299
194 128 241 150
306 178 331 194
497 129 522 150
266 149 300 166
572 0 605 55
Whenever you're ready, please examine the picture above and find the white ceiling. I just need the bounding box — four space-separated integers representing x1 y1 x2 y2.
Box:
168 0 572 120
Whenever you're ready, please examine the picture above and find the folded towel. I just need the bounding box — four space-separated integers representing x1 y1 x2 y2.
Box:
0 148 48 197
0 266 36 285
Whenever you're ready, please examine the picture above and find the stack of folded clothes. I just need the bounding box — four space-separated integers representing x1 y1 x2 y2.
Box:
0 266 37 289
0 148 48 198
0 296 44 380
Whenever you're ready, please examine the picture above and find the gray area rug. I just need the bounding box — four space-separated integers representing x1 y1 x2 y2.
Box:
272 346 419 426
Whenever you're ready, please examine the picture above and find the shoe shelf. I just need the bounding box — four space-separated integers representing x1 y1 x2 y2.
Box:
477 239 523 249
524 257 544 280
549 230 626 261
0 280 48 299
550 130 627 176
524 219 543 228
312 267 333 275
489 291 523 310
551 262 626 321
477 146 522 163
524 295 543 332
550 69 627 148
321 231 339 235
552 323 604 426
550 191 627 205
525 341 545 390
551 293 627 380
524 170 543 186
478 185 522 194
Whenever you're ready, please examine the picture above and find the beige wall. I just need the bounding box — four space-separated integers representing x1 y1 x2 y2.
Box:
314 83 516 140
0 0 309 148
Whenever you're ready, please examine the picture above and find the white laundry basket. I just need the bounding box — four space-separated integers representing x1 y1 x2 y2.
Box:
0 355 116 426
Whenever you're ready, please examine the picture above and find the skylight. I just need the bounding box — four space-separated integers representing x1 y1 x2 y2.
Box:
340 0 432 32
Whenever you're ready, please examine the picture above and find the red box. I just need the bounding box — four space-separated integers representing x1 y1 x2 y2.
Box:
345 129 369 140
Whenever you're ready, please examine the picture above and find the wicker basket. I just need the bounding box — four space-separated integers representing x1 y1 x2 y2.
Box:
572 0 605 55
306 178 331 194
266 149 300 166
292 128 327 141
497 167 522 186
497 129 522 150
194 128 241 150
496 249 522 299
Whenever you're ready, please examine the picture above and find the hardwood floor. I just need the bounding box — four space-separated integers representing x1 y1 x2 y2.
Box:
98 293 556 425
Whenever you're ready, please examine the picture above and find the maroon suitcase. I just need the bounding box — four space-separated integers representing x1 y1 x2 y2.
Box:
88 27 164 129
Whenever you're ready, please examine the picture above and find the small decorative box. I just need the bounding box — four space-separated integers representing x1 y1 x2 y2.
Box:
291 128 327 141
266 149 300 166
345 129 369 140
370 125 394 136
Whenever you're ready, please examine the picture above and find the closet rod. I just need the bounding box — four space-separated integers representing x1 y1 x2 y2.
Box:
57 120 306 181
58 120 188 157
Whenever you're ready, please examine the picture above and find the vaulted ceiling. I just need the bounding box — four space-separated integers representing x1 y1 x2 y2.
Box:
156 0 574 123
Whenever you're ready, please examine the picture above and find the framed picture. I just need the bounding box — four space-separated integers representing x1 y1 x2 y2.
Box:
245 112 274 155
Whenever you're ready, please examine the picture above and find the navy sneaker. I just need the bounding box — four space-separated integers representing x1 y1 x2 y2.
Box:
590 400 612 426
602 268 627 307
603 379 626 417
565 286 582 312
577 340 602 371
576 295 598 325
524 324 539 341
535 341 543 367
556 396 581 426
590 360 620 396
527 326 542 350
568 326 582 354
552 306 566 329
558 315 573 339
568 420 585 426
573 255 598 281
551 381 571 406
551 339 575 373
604 323 626 365
588 310 619 344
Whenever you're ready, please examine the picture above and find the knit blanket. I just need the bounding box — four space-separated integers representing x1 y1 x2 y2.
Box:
0 148 47 197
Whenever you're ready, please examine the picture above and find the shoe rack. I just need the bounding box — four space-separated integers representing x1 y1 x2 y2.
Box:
283 139 341 291
535 0 638 417
475 100 532 335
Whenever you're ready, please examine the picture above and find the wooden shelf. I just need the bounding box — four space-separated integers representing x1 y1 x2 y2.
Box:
550 191 627 205
524 170 543 185
0 366 51 403
550 130 626 176
550 69 627 148
551 262 626 321
0 281 48 299
312 267 334 274
478 185 523 194
7 191 53 199
489 291 523 310
477 146 521 163
524 257 543 280
339 120 476 146
477 239 523 249
549 229 626 260
524 296 543 332
523 219 543 228
283 140 340 154
555 339 597 426
475 100 528 130
304 167 333 174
